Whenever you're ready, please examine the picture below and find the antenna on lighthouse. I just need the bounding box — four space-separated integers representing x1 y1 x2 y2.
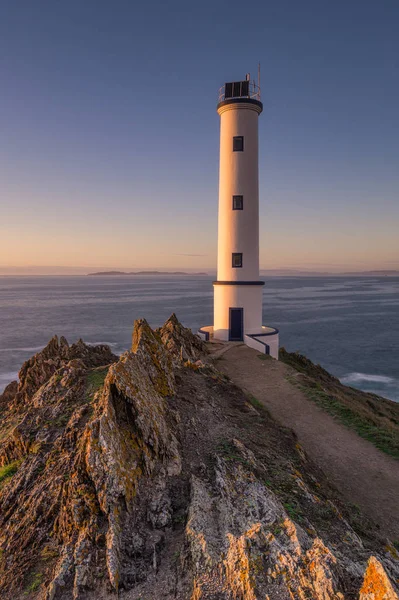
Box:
258 62 261 98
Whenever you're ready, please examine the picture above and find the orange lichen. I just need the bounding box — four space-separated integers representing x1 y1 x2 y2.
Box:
360 557 398 600
191 578 203 600
222 525 263 600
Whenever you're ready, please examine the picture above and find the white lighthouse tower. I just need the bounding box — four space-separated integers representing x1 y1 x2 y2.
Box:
199 72 279 359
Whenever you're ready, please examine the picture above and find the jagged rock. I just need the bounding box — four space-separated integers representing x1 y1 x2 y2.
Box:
0 316 398 599
17 336 70 401
83 346 181 591
132 318 175 395
360 557 399 600
0 379 18 407
10 335 116 409
184 445 344 599
157 313 207 364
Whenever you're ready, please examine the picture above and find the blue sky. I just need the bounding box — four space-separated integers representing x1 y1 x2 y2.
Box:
1 0 398 272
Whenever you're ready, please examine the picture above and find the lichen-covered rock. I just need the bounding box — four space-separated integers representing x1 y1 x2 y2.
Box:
360 557 399 600
157 313 207 364
84 348 180 591
132 318 175 395
16 336 115 404
0 316 398 599
184 444 344 600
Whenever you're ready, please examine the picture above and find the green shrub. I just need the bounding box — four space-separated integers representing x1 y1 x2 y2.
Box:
25 572 43 593
0 460 21 485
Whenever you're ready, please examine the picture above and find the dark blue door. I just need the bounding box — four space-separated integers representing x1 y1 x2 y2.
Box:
229 308 243 341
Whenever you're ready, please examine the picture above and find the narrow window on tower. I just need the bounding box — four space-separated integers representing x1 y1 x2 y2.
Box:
232 253 243 268
233 136 244 152
233 195 243 210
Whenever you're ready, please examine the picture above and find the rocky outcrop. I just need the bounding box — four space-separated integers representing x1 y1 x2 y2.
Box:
13 335 116 407
360 557 398 600
184 447 345 600
156 313 207 364
0 316 398 599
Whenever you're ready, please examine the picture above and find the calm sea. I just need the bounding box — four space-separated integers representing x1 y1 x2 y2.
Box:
0 275 398 402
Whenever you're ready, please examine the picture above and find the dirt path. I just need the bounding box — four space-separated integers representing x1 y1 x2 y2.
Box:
210 341 399 539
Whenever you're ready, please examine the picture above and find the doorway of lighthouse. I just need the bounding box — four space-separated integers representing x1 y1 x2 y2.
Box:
229 308 243 341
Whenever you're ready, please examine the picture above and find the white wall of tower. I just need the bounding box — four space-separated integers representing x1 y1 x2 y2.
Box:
216 102 261 282
214 100 263 337
213 284 263 340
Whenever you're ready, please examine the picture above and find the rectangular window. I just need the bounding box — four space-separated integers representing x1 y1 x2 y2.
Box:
232 253 243 268
225 81 249 99
233 195 243 210
233 136 244 152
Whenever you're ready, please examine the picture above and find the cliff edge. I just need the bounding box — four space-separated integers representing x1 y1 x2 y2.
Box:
0 316 398 599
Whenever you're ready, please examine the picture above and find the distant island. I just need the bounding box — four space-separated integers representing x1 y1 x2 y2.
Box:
87 269 399 278
88 270 209 276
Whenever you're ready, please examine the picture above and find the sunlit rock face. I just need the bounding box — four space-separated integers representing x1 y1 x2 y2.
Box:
0 316 398 599
360 557 399 600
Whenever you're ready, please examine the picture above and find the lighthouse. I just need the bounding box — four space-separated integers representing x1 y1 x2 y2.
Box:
199 72 279 359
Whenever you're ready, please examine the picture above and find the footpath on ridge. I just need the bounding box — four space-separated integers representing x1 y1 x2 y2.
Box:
209 341 399 539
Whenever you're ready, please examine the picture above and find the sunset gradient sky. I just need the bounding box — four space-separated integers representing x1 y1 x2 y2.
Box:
1 0 398 273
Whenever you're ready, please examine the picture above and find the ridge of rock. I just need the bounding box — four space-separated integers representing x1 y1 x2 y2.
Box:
132 318 175 395
16 336 117 404
156 313 207 363
0 317 398 599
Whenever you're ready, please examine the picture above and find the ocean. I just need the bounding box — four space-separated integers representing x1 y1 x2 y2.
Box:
0 275 398 402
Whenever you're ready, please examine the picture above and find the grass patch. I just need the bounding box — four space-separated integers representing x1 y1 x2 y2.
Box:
281 347 399 459
86 367 109 401
25 572 43 594
248 394 263 410
257 354 271 361
29 441 42 454
296 384 399 459
87 368 109 389
283 501 304 522
0 459 21 485
41 545 59 561
271 519 284 536
246 394 271 418
217 439 250 466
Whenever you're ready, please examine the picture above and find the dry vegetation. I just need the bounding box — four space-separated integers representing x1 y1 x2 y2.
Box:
280 348 399 459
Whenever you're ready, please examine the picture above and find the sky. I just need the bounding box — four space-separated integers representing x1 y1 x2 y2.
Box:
0 0 398 273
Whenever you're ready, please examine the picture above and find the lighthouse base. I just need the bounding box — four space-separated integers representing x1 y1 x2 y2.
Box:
213 283 263 339
243 327 279 359
199 283 279 358
197 325 279 359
